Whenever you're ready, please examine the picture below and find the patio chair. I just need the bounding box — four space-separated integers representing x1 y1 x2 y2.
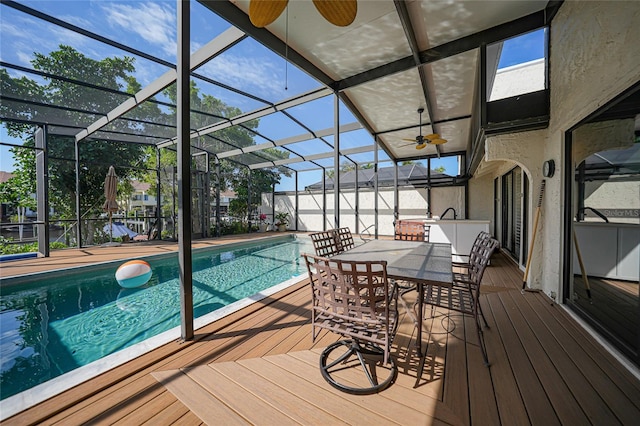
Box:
394 220 430 242
309 230 342 257
303 254 399 394
421 236 500 366
452 231 492 271
334 227 355 252
393 220 430 291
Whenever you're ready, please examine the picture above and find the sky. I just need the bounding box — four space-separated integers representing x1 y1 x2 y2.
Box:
0 1 545 191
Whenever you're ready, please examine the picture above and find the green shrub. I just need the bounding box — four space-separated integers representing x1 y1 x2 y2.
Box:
0 237 68 255
211 220 251 236
0 237 37 255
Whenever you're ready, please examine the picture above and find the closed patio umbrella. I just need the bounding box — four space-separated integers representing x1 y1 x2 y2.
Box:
103 166 119 244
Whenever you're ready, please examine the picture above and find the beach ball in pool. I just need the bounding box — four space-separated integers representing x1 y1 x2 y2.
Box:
115 260 152 288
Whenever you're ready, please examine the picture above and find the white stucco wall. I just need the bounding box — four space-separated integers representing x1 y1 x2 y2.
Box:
490 58 545 101
467 173 494 230
583 181 640 224
263 185 469 236
572 119 636 166
478 1 640 299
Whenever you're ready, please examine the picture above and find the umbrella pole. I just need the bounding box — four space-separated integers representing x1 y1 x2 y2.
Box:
109 211 113 243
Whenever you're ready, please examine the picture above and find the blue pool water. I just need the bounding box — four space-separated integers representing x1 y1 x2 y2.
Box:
0 235 314 400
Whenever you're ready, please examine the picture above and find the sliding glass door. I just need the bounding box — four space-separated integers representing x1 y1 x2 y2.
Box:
500 167 529 266
564 84 640 365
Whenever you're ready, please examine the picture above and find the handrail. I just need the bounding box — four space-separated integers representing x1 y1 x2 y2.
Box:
577 207 609 223
440 207 457 220
359 224 375 242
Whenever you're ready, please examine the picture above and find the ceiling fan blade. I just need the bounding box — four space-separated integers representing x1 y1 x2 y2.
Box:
430 138 447 145
402 138 418 142
249 0 289 27
313 0 357 26
416 143 427 150
424 133 440 140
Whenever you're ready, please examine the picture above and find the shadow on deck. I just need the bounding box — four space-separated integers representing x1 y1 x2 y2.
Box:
3 245 640 425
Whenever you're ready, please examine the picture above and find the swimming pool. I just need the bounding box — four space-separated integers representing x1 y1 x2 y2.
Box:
0 235 314 404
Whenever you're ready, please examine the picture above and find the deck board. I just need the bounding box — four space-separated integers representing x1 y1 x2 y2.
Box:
520 288 640 422
153 370 250 425
297 349 463 425
2 237 640 426
211 361 346 426
244 355 398 425
498 287 594 424
186 365 298 425
442 311 471 426
464 313 501 426
115 391 183 426
487 289 562 425
480 295 530 425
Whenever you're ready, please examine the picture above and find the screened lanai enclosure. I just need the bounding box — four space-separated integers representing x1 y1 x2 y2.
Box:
0 0 556 256
2 0 638 369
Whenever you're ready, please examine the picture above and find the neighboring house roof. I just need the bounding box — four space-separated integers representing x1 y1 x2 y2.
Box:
0 171 15 184
132 181 151 192
305 164 452 190
220 190 236 198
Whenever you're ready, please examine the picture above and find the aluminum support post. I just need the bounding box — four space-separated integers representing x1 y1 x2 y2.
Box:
177 0 193 341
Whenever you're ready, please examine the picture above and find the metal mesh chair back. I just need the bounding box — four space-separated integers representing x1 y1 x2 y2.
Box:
467 236 499 291
423 236 499 365
394 220 430 242
334 227 355 252
303 254 398 362
453 231 492 269
309 231 341 257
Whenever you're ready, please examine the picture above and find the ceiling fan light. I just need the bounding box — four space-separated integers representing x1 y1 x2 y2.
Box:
313 0 357 26
430 138 447 145
249 0 289 27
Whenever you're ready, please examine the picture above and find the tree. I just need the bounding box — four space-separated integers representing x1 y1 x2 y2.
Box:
3 44 292 243
2 46 157 244
228 163 283 222
161 81 291 226
0 158 36 241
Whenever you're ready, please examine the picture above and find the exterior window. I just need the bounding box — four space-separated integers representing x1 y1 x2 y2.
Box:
488 28 547 101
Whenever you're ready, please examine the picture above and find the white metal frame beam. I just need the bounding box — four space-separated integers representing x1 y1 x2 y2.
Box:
156 87 333 148
75 26 246 143
216 121 362 159
249 144 374 170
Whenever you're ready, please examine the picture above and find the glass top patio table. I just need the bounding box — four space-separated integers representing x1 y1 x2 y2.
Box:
332 239 453 286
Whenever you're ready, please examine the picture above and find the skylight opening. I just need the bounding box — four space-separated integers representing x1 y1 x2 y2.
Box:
488 28 547 101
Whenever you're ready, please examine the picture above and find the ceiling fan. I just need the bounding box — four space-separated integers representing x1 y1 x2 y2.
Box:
400 108 447 150
249 0 357 28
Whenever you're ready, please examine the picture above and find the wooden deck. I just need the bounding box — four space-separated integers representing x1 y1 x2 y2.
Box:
2 236 640 425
